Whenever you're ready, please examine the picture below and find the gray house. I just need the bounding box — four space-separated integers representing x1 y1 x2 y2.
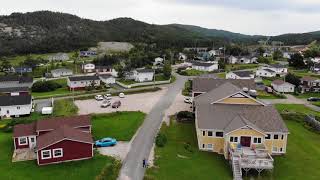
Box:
51 68 73 78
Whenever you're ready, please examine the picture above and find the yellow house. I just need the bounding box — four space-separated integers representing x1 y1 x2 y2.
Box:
193 81 289 179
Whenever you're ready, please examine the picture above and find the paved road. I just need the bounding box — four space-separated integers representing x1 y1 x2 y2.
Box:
118 74 188 180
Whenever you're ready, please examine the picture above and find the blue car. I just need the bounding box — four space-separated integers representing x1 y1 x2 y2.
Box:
95 137 117 147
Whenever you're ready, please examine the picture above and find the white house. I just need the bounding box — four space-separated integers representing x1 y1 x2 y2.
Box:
191 61 219 72
154 57 164 65
311 57 320 63
256 68 277 77
67 76 101 90
271 80 295 93
228 56 238 64
0 76 33 88
0 95 33 118
51 68 73 78
178 53 187 61
283 52 291 59
99 74 116 84
263 52 272 57
48 53 69 61
132 69 154 82
311 64 320 73
82 63 95 73
226 71 254 79
208 50 220 57
268 64 288 75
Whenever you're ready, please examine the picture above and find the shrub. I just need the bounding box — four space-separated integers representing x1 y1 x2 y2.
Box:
32 80 62 92
95 158 121 180
155 133 167 147
184 142 194 153
176 111 194 122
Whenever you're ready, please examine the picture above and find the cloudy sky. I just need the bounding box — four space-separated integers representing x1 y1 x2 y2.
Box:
2 0 320 36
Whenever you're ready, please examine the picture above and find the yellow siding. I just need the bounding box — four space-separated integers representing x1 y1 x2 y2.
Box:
196 130 225 154
228 128 264 137
264 140 273 153
219 97 260 105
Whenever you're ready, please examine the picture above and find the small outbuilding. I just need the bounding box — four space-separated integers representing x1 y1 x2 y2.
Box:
271 80 295 93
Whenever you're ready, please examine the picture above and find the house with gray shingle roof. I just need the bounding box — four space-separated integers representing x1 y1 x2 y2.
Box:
193 81 288 179
226 70 254 80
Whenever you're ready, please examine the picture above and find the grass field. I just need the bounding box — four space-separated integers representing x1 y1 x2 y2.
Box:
53 99 79 117
155 74 170 81
289 69 320 78
117 79 137 85
294 92 320 99
257 90 286 99
179 69 207 76
275 104 320 116
216 72 226 79
92 111 145 141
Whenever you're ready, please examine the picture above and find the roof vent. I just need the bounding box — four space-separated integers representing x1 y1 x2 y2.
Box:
249 89 257 98
243 87 249 92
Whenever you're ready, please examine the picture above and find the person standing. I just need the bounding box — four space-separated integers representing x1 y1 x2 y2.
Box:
142 159 146 168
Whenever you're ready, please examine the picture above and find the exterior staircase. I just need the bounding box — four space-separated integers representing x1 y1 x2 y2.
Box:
232 158 243 180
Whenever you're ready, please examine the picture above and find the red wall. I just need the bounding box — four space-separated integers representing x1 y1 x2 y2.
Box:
68 87 85 91
76 127 91 132
14 138 29 149
37 140 93 165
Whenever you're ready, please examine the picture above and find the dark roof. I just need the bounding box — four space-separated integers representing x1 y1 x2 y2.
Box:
99 74 114 79
13 122 36 137
270 64 286 68
192 78 256 92
262 68 276 73
191 61 216 67
0 86 29 93
0 76 33 83
37 125 93 150
136 69 154 73
68 76 100 81
231 71 253 77
36 115 91 131
95 66 112 69
0 95 32 106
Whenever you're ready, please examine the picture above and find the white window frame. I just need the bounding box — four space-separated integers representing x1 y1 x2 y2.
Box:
18 137 28 145
229 136 238 143
207 131 213 137
207 144 213 150
253 137 262 144
53 148 63 158
41 150 52 160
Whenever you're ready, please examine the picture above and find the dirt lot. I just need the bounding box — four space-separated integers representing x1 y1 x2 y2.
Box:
75 88 168 115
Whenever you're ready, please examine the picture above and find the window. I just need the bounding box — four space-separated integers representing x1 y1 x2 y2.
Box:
17 106 20 110
207 131 213 137
18 137 27 145
253 137 262 144
230 136 238 142
274 134 279 139
216 132 223 137
207 144 213 150
202 131 206 136
30 137 35 143
265 134 271 139
280 148 283 152
202 144 205 148
272 147 278 152
53 148 63 158
41 150 51 159
281 135 284 140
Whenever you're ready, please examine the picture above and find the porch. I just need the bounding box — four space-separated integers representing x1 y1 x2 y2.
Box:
12 148 37 162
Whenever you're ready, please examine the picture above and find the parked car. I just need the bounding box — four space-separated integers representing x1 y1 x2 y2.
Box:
112 101 121 108
265 87 273 93
104 93 112 100
119 93 125 98
95 137 117 147
95 95 104 101
184 97 193 104
101 100 111 108
307 97 320 102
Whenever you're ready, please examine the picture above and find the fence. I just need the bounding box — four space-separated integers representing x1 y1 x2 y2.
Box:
305 115 320 131
116 79 171 89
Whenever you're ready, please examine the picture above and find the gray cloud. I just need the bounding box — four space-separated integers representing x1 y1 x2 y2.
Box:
169 0 320 13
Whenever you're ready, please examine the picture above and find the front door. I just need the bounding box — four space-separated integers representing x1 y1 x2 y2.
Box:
29 137 36 149
240 136 251 147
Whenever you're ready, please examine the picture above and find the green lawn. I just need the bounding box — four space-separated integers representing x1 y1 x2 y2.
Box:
145 121 232 180
216 72 226 79
275 104 320 116
0 132 118 180
118 79 137 85
155 74 170 81
289 69 320 78
53 99 79 117
92 111 145 141
182 80 192 96
294 92 320 99
180 69 208 76
257 90 286 99
262 79 273 86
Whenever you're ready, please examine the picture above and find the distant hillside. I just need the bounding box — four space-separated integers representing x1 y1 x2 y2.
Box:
0 11 320 56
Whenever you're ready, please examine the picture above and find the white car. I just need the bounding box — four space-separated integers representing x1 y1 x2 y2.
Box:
95 95 104 101
101 101 111 108
104 93 112 100
119 93 125 98
184 97 193 104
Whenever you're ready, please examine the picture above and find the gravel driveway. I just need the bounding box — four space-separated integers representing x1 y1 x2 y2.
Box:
75 88 167 115
97 141 131 161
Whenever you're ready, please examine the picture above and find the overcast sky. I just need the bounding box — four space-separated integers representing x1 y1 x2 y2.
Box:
1 0 320 36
